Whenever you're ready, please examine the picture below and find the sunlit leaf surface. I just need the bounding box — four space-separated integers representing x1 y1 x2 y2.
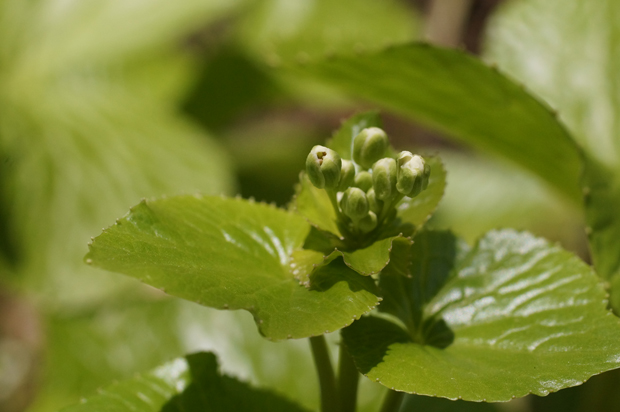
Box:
485 0 620 310
87 196 380 340
344 230 620 401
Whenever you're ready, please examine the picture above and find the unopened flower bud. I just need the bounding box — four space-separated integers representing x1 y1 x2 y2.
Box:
340 187 369 222
353 171 373 192
366 188 383 214
353 127 389 169
337 159 355 191
306 145 341 189
396 151 428 198
372 158 397 201
358 211 378 233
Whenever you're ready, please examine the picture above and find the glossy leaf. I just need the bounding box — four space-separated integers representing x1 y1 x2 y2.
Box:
86 196 379 340
61 352 310 412
485 0 620 310
294 44 583 201
344 229 620 401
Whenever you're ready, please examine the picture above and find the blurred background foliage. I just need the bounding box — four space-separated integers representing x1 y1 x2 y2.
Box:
0 0 611 411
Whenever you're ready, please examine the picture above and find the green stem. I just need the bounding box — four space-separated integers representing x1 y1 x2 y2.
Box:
379 389 405 412
378 193 405 224
310 336 338 412
326 189 342 218
338 343 359 412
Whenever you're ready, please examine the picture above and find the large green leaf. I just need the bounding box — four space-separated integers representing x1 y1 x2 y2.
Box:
485 0 620 168
344 230 620 401
86 196 379 340
236 0 418 62
61 352 310 412
485 0 620 309
293 44 583 201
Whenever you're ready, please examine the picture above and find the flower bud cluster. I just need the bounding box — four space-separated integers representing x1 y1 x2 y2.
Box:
305 128 430 236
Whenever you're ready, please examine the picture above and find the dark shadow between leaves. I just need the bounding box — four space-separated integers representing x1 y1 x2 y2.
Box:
342 315 454 376
378 230 458 348
308 257 378 295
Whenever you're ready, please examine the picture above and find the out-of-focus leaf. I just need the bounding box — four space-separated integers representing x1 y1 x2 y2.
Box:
0 0 241 304
344 229 620 401
61 352 310 412
429 151 583 249
87 196 380 340
236 0 419 62
485 0 620 307
28 297 322 412
293 44 583 202
485 0 620 168
582 158 620 309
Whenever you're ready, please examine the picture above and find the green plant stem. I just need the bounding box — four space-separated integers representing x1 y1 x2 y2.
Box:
379 389 405 412
326 188 343 219
378 193 405 224
310 336 339 412
338 343 359 412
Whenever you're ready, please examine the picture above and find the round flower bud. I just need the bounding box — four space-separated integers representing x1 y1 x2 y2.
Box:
396 151 427 197
340 187 369 222
366 188 383 214
353 171 373 192
372 158 397 201
358 211 378 233
353 127 389 169
337 159 355 191
306 145 342 189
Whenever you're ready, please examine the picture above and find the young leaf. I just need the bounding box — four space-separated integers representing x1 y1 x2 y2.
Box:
343 230 620 401
293 44 583 201
293 174 343 237
86 196 379 340
61 352 310 412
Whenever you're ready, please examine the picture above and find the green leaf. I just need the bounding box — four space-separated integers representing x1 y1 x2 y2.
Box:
293 174 343 238
344 229 620 401
293 44 583 201
485 0 620 311
0 0 239 305
236 0 419 62
582 158 620 309
87 196 379 340
61 352 310 412
484 0 620 169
